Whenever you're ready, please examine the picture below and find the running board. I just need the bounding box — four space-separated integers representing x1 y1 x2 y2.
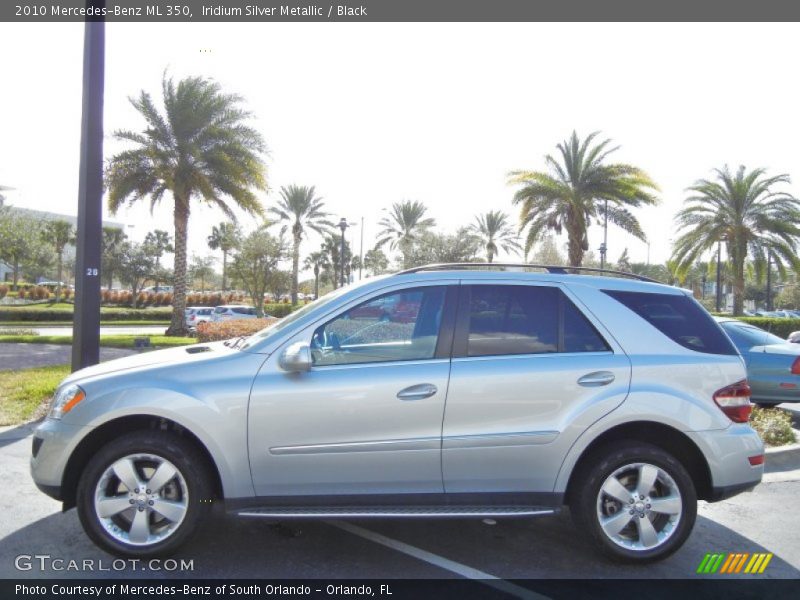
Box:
235 505 558 519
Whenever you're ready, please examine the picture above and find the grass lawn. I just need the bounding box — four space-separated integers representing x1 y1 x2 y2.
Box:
0 334 195 349
0 365 70 425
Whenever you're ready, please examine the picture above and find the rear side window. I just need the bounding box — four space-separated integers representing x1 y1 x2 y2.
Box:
458 285 610 357
603 290 737 355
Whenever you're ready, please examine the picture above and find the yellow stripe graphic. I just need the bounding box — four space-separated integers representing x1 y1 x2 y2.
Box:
758 554 773 574
744 554 759 573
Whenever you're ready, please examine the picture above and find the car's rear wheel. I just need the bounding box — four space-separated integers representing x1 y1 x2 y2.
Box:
77 431 212 557
570 442 697 563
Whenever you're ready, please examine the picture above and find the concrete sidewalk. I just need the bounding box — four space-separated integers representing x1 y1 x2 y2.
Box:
0 343 136 371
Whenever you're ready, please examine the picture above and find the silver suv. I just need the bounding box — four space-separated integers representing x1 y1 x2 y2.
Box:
31 264 763 562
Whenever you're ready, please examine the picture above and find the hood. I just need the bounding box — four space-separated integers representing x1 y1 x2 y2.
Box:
61 340 234 386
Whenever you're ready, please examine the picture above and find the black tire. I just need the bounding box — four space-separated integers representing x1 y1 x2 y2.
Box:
77 430 213 558
570 441 697 563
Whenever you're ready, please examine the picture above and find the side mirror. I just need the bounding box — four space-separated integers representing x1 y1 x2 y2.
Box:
278 342 312 372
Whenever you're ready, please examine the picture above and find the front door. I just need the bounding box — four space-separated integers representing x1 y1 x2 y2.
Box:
248 283 456 497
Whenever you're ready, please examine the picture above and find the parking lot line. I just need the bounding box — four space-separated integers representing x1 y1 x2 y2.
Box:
327 520 548 600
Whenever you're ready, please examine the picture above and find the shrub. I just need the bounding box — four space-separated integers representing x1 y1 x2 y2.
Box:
62 288 72 300
263 303 302 318
154 292 165 306
163 292 173 305
0 285 7 299
196 318 277 342
0 307 172 322
17 289 26 300
750 406 797 446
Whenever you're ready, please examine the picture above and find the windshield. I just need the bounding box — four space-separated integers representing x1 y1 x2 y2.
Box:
720 321 786 349
239 285 353 350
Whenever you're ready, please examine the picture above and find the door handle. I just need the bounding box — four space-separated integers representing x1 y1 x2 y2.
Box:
577 371 615 387
397 383 438 401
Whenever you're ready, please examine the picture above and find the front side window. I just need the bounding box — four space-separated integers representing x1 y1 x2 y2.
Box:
311 286 447 366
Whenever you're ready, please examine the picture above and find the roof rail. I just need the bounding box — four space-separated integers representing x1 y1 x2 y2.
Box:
393 263 660 283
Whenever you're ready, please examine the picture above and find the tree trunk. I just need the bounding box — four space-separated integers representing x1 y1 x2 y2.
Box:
567 233 584 267
487 247 494 264
56 252 63 303
167 199 189 336
732 242 746 316
222 250 228 291
12 258 19 290
291 232 300 305
313 266 319 299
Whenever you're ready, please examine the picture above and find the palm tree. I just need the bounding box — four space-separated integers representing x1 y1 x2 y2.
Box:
268 185 333 305
207 222 241 291
508 131 659 266
672 165 800 315
106 75 267 335
303 251 327 299
101 227 127 290
143 229 173 290
44 220 74 302
375 200 436 269
469 210 522 263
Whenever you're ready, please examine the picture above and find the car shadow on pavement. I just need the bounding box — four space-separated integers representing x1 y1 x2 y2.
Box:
0 421 38 450
1 504 797 580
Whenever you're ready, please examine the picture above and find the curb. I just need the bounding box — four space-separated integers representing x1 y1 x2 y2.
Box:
762 427 800 482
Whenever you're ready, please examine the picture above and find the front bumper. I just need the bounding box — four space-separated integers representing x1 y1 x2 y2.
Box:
687 423 764 502
30 418 94 502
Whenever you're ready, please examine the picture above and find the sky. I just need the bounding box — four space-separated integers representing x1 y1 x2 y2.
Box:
1 22 799 278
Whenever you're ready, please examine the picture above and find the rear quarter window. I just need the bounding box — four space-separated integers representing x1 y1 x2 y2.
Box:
603 290 737 355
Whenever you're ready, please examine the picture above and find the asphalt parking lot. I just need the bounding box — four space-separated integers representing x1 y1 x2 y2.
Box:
1 422 798 587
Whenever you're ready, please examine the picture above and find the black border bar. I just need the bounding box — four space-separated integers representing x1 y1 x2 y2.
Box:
5 0 800 23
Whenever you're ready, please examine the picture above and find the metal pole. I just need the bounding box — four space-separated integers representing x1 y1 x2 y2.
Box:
338 218 347 287
72 5 105 372
359 216 364 281
766 251 772 311
600 198 608 270
715 241 722 313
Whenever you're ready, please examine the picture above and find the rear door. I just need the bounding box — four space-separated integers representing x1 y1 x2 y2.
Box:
442 281 631 494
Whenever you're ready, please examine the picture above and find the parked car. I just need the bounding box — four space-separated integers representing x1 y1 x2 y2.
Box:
789 331 800 344
143 285 173 293
31 264 763 562
210 304 258 322
184 307 214 331
716 317 800 406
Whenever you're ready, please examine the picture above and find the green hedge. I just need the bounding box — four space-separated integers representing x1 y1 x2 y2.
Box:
263 303 304 318
733 317 800 338
0 307 173 322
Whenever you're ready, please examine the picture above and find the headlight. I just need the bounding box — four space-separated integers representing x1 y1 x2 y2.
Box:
49 384 86 419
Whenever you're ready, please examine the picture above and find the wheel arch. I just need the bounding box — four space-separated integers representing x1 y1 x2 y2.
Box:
563 421 713 503
60 415 224 510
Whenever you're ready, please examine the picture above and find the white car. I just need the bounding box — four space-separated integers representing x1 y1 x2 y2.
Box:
210 304 259 322
184 307 215 331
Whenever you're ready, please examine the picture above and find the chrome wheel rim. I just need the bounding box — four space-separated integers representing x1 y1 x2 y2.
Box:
596 462 682 551
94 453 189 547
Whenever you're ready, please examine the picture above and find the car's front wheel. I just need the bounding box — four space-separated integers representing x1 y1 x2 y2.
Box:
570 442 697 563
76 430 212 557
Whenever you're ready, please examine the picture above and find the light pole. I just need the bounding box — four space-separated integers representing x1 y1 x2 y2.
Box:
715 238 725 312
72 4 105 372
338 218 348 287
600 198 609 270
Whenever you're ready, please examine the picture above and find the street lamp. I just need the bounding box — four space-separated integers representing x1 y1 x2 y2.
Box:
337 218 348 287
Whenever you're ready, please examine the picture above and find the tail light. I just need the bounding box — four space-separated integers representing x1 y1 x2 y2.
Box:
791 357 800 375
713 380 752 423
189 314 196 321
